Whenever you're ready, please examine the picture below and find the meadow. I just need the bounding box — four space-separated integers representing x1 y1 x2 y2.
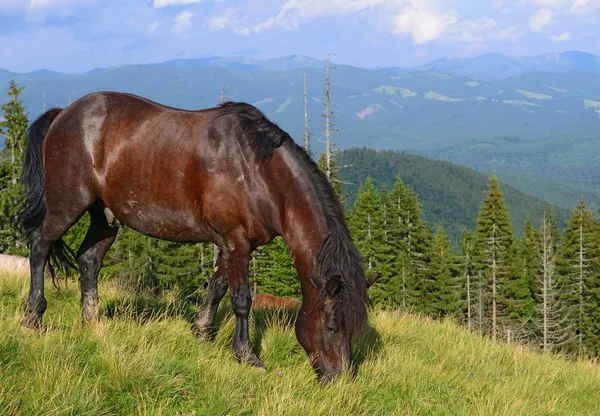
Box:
1 272 599 415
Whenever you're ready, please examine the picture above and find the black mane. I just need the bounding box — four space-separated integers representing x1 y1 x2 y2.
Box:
289 143 369 338
218 102 290 163
219 101 369 337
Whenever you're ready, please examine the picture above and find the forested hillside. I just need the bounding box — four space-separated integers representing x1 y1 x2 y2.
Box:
337 148 570 239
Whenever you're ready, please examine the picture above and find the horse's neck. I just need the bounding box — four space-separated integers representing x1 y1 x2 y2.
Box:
279 190 328 289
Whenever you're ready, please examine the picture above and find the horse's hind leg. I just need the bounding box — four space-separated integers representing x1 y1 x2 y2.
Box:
77 203 118 323
24 215 79 328
23 229 55 328
194 252 228 340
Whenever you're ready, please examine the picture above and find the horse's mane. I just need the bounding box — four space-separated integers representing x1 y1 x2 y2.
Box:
217 101 369 338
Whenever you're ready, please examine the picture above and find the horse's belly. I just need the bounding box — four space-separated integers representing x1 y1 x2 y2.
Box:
109 200 213 243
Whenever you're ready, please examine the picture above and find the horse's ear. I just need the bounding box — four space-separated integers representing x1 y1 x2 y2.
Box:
325 274 342 297
366 274 382 289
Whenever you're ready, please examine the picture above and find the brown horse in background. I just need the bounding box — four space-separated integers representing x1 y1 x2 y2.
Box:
252 293 302 310
15 92 369 382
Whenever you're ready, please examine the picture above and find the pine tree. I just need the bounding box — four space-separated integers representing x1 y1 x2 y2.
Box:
557 199 600 356
475 176 514 341
348 177 385 278
0 80 28 254
379 176 431 310
425 224 461 317
509 217 539 338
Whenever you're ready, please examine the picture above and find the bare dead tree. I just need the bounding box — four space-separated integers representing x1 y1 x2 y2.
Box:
303 72 311 154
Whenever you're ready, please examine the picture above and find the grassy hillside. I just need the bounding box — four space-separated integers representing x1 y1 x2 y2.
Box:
1 273 599 415
337 148 570 239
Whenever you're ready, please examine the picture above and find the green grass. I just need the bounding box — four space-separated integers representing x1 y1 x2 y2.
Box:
1 272 599 415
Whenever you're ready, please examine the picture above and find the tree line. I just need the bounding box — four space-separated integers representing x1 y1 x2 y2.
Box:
2 81 599 359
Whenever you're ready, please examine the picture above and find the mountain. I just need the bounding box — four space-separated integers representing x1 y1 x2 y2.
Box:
1 57 599 211
412 50 600 81
337 148 569 240
85 54 327 74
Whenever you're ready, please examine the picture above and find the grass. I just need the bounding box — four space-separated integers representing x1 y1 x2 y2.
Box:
1 272 599 415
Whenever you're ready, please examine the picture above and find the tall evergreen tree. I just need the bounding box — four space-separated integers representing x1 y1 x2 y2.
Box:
348 177 385 278
557 199 600 356
382 176 431 310
425 224 461 317
475 176 514 341
0 81 28 254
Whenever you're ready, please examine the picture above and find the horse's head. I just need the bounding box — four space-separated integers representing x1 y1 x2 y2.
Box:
295 273 351 382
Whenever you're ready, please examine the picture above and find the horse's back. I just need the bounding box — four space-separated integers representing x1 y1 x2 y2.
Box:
41 92 281 245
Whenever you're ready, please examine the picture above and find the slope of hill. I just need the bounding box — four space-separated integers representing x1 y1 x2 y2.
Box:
337 148 570 239
1 272 598 415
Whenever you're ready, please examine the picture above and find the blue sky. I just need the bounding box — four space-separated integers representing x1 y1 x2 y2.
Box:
0 0 599 73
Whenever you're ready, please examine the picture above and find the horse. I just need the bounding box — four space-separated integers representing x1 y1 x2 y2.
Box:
15 92 370 382
252 293 302 310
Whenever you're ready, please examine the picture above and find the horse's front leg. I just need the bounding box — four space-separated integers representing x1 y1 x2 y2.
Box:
222 238 264 368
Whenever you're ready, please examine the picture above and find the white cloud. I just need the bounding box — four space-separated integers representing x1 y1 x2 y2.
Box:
491 26 521 42
172 10 193 37
523 0 571 6
208 9 250 35
250 0 387 33
28 0 73 9
447 17 497 43
147 22 160 34
529 8 554 30
569 0 600 14
550 31 571 40
392 5 458 44
154 0 203 8
232 0 521 46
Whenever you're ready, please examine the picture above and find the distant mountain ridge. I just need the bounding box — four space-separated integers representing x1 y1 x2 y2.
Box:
1 52 600 212
409 50 600 81
5 50 600 81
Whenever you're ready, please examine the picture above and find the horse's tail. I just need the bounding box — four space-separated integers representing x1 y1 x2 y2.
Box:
14 108 77 284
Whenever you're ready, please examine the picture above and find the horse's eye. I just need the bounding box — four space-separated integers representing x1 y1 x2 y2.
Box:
326 325 337 333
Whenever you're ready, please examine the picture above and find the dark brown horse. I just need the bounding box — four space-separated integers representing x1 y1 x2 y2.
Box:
15 91 369 382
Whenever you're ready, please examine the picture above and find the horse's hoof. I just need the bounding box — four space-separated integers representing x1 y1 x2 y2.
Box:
237 351 265 369
22 313 43 330
191 324 213 342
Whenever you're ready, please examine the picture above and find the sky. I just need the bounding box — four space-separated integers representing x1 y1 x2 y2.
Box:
0 0 599 73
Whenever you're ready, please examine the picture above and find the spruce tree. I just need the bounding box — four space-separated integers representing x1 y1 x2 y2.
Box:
475 176 513 341
380 176 431 311
425 224 461 317
557 199 600 356
348 177 385 278
0 80 28 254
